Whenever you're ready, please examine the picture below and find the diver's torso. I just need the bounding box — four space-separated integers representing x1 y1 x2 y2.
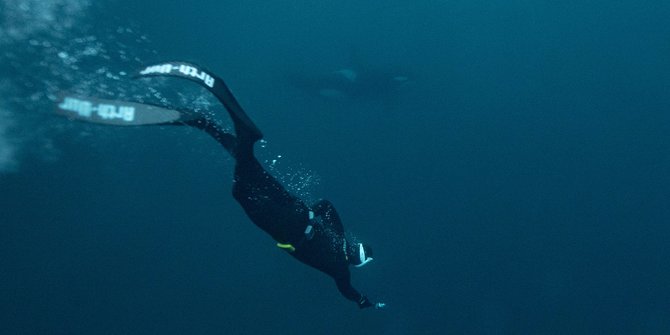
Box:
292 224 349 278
232 157 309 244
231 156 349 278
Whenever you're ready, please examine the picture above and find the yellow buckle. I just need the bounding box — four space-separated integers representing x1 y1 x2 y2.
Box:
276 243 295 252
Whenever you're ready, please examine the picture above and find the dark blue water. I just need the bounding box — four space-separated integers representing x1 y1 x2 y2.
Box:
1 1 669 333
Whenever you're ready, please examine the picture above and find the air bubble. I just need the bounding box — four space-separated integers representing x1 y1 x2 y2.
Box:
81 46 99 56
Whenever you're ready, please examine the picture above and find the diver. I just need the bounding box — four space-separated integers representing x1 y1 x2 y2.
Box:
57 61 385 309
185 111 383 310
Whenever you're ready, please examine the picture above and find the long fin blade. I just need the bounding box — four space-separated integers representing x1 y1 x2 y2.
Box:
56 95 193 126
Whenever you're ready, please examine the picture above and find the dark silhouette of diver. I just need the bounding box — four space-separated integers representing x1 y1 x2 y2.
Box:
56 62 385 309
186 115 382 309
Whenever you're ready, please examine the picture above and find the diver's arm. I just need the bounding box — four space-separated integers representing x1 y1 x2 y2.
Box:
335 272 374 309
311 199 344 234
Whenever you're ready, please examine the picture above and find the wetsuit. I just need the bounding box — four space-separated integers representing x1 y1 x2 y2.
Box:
186 117 374 309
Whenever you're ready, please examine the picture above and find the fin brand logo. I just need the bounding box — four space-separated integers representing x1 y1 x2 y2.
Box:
59 97 135 122
139 63 215 88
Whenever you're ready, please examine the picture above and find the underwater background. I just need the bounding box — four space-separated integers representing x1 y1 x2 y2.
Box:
1 0 669 333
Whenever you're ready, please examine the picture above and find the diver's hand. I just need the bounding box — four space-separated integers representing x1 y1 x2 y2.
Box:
358 296 386 310
358 296 374 309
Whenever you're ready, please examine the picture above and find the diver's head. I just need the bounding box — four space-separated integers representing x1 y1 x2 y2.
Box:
349 242 374 268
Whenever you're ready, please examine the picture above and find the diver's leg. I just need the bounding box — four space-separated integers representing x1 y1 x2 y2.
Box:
223 103 261 162
226 104 263 146
180 101 259 160
184 117 270 207
183 119 237 155
219 97 263 163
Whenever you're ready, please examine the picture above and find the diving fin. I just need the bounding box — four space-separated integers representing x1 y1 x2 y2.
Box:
134 61 263 141
56 95 198 126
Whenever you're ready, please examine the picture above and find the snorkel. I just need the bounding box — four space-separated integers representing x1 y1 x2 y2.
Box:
354 243 373 268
